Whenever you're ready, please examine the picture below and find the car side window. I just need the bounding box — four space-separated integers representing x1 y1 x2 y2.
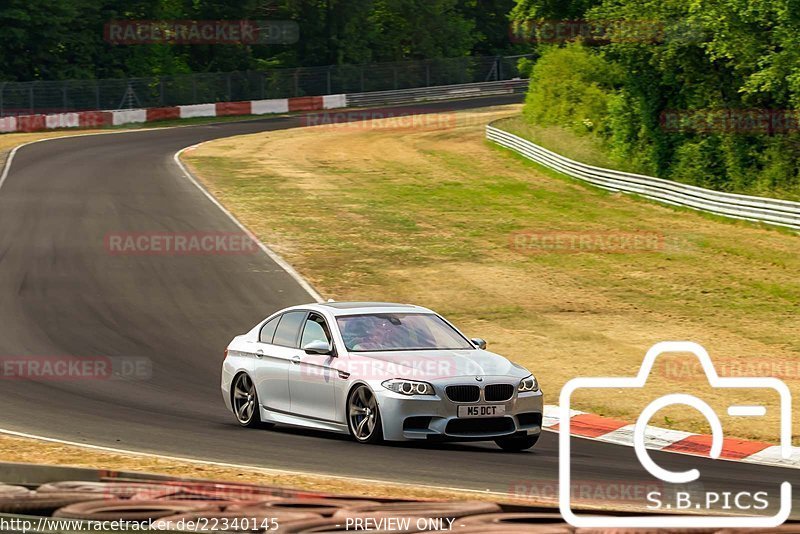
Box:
301 313 332 348
272 311 307 348
259 316 280 344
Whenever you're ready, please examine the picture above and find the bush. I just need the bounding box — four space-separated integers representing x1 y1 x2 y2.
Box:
523 43 623 136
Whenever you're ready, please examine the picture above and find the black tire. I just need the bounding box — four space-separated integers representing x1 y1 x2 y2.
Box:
347 385 383 444
495 434 539 452
231 373 271 429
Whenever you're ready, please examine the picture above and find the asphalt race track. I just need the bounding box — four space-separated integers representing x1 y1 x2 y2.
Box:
0 95 796 518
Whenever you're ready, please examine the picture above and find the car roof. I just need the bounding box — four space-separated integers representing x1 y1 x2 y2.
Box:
312 301 433 316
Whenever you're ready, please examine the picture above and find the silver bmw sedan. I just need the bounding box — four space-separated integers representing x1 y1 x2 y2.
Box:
221 302 543 451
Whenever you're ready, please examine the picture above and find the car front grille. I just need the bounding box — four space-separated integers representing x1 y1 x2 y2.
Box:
445 417 515 436
484 384 515 402
446 385 480 403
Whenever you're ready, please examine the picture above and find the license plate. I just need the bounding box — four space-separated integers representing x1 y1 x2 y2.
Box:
457 404 505 418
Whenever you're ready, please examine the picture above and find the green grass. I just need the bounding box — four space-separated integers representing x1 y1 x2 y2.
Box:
185 106 800 443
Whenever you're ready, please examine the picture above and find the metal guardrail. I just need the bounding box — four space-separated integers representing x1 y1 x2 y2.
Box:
346 79 529 108
0 55 532 117
487 124 800 231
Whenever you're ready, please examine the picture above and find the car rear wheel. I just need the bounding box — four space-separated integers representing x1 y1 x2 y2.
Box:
232 373 270 428
347 385 383 444
495 434 539 452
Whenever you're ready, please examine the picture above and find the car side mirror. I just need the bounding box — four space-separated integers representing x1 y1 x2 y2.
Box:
303 340 333 355
471 338 487 350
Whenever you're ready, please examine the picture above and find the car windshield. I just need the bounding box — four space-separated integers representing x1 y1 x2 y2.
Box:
336 313 474 352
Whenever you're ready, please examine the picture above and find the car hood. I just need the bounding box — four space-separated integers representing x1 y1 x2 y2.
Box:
344 349 530 381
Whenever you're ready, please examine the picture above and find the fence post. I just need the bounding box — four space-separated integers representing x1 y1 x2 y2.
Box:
29 85 34 115
0 83 4 117
226 72 232 101
360 66 365 92
393 67 398 90
326 66 332 95
425 61 430 87
62 86 68 112
95 83 101 110
159 78 165 106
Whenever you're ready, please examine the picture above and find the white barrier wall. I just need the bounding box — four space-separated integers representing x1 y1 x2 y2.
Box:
45 113 80 129
322 94 347 109
0 117 17 133
251 99 289 115
112 109 147 126
179 103 217 119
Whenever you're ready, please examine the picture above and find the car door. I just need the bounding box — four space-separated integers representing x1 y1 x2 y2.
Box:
253 311 305 413
288 312 338 423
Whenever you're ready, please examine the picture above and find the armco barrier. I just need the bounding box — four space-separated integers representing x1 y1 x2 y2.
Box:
487 124 800 231
0 79 526 135
345 79 528 108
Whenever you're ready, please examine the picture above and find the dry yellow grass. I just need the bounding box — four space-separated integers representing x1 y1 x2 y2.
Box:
185 104 799 445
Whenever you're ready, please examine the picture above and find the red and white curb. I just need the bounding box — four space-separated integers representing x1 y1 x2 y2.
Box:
542 404 800 470
0 94 348 134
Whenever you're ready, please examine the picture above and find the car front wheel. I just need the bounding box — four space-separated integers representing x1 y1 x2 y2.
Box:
347 385 383 444
495 434 539 452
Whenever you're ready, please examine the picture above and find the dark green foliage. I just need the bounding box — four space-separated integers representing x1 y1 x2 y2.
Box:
514 0 800 198
0 0 518 82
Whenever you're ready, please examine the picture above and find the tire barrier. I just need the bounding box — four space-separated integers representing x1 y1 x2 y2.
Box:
150 510 322 532
0 484 32 497
0 478 793 533
459 512 569 525
452 525 573 533
37 481 166 499
0 492 104 514
575 530 716 534
229 498 381 517
53 499 223 522
136 481 297 502
277 517 428 533
332 501 502 521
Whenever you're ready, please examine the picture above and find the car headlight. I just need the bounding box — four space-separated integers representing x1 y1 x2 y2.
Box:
381 379 435 396
518 375 539 392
